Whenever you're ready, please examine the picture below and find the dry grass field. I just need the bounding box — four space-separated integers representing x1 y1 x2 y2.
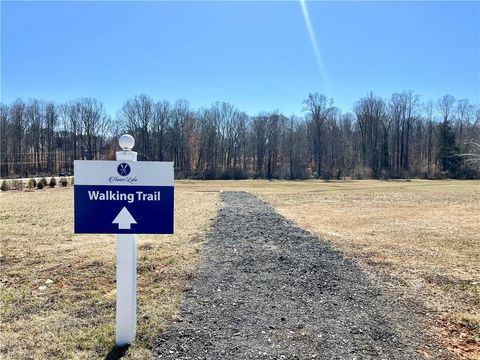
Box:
1 179 479 359
258 181 480 359
0 185 219 359
178 179 480 359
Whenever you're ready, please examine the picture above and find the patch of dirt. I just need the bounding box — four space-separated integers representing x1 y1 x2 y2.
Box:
437 317 480 359
155 191 442 359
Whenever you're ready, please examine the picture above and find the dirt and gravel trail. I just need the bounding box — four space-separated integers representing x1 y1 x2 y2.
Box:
155 191 433 359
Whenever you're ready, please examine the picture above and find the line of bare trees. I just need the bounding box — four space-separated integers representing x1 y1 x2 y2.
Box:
1 92 479 179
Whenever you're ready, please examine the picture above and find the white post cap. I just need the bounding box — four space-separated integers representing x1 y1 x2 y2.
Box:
119 134 135 151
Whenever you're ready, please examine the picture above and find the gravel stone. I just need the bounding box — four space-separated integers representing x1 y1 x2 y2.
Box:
154 191 428 359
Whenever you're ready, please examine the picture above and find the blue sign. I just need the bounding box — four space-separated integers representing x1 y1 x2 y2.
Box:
74 161 174 234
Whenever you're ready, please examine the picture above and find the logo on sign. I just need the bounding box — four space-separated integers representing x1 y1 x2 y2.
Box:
117 163 131 176
110 163 138 184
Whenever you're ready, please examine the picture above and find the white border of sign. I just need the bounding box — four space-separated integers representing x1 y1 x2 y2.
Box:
74 160 174 186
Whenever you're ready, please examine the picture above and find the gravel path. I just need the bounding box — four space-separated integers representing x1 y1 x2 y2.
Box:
155 191 428 359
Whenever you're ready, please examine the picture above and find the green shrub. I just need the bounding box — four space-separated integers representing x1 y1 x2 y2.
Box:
49 177 57 188
60 177 68 187
40 177 47 187
37 180 45 190
11 179 24 191
1 180 10 191
27 178 36 189
70 176 74 186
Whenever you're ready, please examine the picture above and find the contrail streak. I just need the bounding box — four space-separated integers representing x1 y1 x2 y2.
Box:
299 0 332 97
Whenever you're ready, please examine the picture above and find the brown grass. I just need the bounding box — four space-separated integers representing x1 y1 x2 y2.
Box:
256 180 479 359
174 179 480 358
1 179 479 359
0 186 219 359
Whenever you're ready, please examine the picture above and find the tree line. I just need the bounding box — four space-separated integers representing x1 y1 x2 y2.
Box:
1 92 479 180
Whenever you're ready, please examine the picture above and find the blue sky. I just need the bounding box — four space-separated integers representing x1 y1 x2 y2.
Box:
1 1 479 116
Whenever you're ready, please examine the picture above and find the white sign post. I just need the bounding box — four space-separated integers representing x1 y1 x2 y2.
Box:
74 133 174 346
116 134 138 346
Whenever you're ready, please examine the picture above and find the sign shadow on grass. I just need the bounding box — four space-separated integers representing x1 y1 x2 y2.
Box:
104 345 130 360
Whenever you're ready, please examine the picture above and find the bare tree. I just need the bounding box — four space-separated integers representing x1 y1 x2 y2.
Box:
355 93 387 178
0 104 9 177
77 98 106 160
1 92 478 180
120 94 155 160
152 100 170 161
388 91 420 176
44 102 57 172
252 115 268 177
303 93 335 178
437 95 456 122
10 100 27 176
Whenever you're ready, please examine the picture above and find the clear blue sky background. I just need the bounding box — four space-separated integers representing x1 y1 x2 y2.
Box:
1 1 479 116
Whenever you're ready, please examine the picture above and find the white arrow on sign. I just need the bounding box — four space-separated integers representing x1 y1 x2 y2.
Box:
113 207 137 230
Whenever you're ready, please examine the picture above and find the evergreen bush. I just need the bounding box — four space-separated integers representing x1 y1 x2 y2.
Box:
27 178 35 189
49 177 57 188
1 180 10 191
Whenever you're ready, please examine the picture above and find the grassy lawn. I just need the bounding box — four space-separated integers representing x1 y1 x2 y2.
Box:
1 179 479 359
